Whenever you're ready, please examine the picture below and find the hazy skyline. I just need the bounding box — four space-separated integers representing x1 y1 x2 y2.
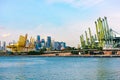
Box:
0 0 120 47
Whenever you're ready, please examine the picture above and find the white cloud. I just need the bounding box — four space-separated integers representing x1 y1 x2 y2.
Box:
2 33 11 38
106 15 120 37
45 0 104 8
0 27 21 44
98 6 120 35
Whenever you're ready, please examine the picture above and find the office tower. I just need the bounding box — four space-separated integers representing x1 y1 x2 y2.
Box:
51 40 55 50
46 36 51 48
53 42 57 50
3 41 6 50
34 41 39 50
53 41 66 50
37 35 41 49
37 35 40 42
53 42 61 50
41 39 45 48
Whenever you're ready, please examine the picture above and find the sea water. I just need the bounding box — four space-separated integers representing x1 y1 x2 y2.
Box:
0 56 120 80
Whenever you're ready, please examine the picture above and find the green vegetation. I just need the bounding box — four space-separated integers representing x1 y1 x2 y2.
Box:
27 51 41 55
71 50 79 55
27 48 46 55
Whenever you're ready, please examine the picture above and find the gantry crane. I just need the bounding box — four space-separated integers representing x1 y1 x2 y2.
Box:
80 17 116 49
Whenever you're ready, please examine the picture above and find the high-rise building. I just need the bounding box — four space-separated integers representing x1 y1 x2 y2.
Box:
3 41 6 50
51 40 55 50
34 41 39 50
53 41 66 50
53 42 61 50
41 39 45 48
37 35 41 49
37 35 40 42
46 36 51 48
53 42 58 50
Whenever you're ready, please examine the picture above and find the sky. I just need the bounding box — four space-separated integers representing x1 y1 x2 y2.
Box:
0 0 120 47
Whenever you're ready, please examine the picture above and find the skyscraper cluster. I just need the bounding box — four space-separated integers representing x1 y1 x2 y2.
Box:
1 34 67 52
35 35 66 51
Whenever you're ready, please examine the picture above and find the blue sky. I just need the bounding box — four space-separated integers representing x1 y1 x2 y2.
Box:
0 0 120 47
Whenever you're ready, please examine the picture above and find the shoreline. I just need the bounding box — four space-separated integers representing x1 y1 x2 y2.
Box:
1 51 120 57
27 55 120 57
1 54 120 58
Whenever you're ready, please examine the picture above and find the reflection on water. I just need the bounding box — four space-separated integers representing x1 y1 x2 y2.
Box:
96 59 113 80
96 58 120 80
0 56 120 80
0 60 46 68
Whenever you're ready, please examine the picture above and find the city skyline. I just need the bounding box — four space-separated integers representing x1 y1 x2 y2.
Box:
0 0 120 47
2 35 67 51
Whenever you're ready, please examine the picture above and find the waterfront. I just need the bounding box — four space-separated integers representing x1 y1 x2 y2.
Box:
0 56 120 80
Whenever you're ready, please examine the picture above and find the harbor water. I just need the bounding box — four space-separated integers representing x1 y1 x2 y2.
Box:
0 56 120 80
